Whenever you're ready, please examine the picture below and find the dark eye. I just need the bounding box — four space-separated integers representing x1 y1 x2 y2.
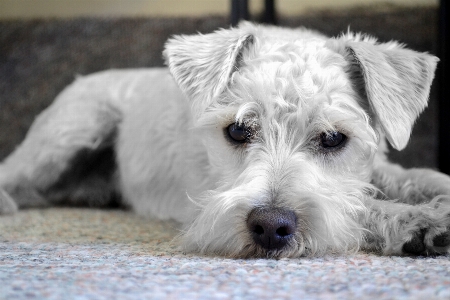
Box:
227 123 249 143
320 131 347 149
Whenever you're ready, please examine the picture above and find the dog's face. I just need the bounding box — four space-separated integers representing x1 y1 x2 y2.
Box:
164 23 438 257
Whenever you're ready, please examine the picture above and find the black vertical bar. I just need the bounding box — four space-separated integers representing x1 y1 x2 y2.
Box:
438 0 450 174
262 0 277 24
231 0 239 26
231 0 249 27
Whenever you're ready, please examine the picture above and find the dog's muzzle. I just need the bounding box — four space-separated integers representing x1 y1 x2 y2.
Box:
247 207 297 251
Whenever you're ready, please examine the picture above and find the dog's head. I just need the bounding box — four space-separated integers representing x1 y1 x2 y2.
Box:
164 22 438 257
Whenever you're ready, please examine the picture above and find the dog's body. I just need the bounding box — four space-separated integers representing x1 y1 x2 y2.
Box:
1 23 450 258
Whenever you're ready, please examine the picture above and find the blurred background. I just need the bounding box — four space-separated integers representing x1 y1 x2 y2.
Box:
0 0 438 19
0 0 446 172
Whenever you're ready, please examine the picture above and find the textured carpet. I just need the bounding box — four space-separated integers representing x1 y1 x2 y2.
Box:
1 5 449 300
1 208 450 300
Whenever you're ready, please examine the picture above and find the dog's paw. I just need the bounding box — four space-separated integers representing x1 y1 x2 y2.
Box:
402 229 450 255
0 189 18 214
386 209 450 256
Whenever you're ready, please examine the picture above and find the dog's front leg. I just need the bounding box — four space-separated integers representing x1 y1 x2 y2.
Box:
361 198 450 255
372 160 450 205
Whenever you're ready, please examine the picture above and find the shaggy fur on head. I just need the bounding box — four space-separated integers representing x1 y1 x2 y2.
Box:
0 22 449 258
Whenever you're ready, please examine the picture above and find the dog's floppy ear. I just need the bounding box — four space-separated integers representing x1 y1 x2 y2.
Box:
329 36 439 150
163 26 254 114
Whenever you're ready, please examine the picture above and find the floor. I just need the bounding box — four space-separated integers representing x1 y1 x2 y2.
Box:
1 208 450 299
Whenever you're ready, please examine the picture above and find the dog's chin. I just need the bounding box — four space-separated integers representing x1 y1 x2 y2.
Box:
179 232 307 259
178 215 358 259
177 187 368 258
179 228 352 258
244 237 308 259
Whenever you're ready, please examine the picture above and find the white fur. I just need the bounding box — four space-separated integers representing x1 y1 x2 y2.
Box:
0 22 449 258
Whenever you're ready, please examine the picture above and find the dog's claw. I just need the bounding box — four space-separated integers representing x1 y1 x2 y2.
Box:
402 229 426 255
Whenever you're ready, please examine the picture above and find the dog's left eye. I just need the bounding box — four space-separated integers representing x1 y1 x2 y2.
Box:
227 123 249 143
320 131 347 149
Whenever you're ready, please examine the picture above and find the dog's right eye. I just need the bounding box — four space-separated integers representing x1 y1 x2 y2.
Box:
227 123 249 143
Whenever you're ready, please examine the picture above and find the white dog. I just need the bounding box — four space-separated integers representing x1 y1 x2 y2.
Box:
1 22 449 258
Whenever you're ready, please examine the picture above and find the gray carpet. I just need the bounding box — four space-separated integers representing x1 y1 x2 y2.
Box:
1 5 449 300
1 208 450 299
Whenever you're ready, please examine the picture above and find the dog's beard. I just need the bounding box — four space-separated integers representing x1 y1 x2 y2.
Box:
179 162 374 258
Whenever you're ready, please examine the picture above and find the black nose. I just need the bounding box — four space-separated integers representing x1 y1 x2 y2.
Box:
247 207 297 251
